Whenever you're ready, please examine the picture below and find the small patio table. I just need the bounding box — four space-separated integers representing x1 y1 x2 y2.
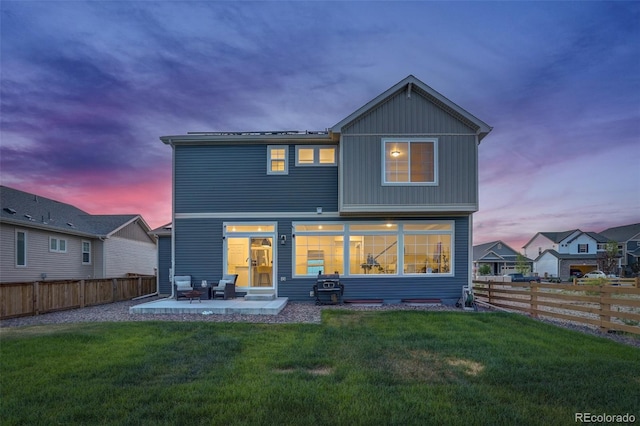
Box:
182 289 203 303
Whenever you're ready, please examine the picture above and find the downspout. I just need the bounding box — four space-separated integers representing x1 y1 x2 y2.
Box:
170 138 176 299
99 236 107 279
470 131 480 290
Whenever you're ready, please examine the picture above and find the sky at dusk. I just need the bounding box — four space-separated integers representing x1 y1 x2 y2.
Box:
1 1 639 251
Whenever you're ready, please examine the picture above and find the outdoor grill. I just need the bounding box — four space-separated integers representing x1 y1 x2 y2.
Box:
312 273 344 305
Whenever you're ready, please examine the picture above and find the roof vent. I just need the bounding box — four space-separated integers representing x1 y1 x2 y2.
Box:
24 214 32 220
67 222 74 227
3 208 17 214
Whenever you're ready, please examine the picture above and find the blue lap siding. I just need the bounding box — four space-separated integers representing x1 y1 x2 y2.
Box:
172 215 469 304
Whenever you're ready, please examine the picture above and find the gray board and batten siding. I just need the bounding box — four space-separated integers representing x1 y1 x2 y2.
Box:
173 143 338 214
338 84 480 213
172 216 470 303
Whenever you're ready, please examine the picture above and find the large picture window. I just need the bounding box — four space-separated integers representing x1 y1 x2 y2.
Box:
292 221 453 277
382 138 437 185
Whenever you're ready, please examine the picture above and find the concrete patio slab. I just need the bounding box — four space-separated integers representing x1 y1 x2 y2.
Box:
129 297 288 316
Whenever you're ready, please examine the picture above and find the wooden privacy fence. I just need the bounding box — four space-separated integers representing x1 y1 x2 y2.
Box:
0 276 156 320
473 280 640 335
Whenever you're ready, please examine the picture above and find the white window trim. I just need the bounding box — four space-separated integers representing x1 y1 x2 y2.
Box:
381 138 438 186
82 240 92 265
49 237 68 253
295 145 337 166
267 145 288 175
291 220 454 278
16 229 27 267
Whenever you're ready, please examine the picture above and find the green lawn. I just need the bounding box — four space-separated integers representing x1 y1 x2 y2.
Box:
1 311 639 425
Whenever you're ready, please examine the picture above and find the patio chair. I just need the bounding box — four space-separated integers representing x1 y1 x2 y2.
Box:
212 274 238 300
174 275 193 300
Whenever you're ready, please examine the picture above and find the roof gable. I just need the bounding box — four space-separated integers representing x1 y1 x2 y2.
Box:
331 75 492 141
524 229 581 248
473 240 525 261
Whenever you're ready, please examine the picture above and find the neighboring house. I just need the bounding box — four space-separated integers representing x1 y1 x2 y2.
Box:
524 229 606 279
0 186 157 283
149 222 172 295
599 222 640 276
160 75 492 303
472 240 533 276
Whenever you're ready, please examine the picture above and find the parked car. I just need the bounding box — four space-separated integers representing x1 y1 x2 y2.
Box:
569 269 583 278
583 270 606 278
506 273 541 283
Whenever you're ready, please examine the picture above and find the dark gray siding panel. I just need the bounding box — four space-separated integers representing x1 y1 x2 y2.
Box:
175 145 338 213
339 89 478 212
174 219 224 284
173 215 470 302
157 236 172 295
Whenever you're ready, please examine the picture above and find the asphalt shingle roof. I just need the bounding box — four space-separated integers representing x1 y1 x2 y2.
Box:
1 186 141 237
599 223 640 243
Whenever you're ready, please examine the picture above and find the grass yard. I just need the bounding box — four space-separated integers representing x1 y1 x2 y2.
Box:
1 311 639 425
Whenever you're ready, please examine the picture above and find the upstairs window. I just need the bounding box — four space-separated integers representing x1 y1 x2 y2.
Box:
382 138 437 185
267 146 288 175
295 146 336 166
578 244 588 253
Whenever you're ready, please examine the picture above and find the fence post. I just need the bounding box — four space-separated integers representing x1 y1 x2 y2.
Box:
79 280 85 308
530 282 538 318
599 285 610 332
112 278 118 303
33 281 40 316
137 276 142 296
488 281 493 305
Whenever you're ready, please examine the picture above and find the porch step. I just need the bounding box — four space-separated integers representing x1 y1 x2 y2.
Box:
244 293 276 301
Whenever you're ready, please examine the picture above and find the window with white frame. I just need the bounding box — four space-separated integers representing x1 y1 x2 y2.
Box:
49 237 67 253
292 221 453 277
267 145 288 174
578 244 588 253
82 241 91 264
295 146 336 166
382 138 437 185
16 230 26 267
403 224 452 274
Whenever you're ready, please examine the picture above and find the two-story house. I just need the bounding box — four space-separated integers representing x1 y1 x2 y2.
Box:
0 186 157 283
160 75 492 303
524 229 607 279
599 222 640 276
